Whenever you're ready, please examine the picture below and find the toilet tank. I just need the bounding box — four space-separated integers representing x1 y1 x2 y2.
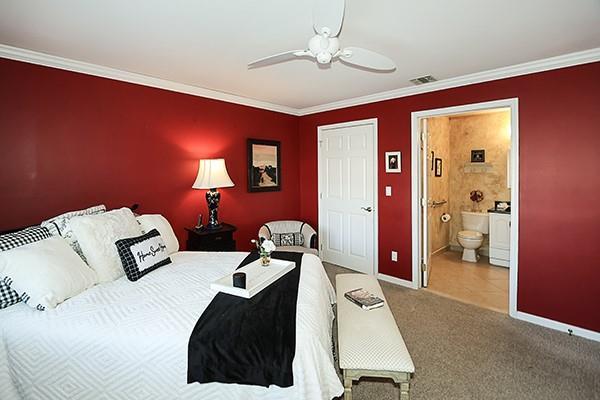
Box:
461 211 489 234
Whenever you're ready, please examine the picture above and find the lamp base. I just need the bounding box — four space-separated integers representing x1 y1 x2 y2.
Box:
206 188 221 230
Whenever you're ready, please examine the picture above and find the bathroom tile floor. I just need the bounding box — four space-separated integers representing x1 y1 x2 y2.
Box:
426 250 509 313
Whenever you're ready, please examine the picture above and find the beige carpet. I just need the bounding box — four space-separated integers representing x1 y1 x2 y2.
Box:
324 263 600 400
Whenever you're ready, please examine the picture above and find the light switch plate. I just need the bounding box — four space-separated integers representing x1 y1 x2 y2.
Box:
391 251 398 262
385 186 392 196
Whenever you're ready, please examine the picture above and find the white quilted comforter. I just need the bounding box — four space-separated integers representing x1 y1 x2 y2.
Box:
0 252 343 400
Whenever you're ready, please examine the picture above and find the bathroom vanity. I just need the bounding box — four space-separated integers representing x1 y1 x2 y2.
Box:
489 208 511 267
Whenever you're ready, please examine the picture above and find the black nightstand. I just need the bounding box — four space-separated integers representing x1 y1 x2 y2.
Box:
185 223 237 251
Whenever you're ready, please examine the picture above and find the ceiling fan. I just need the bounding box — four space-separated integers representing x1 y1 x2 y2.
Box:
248 0 396 72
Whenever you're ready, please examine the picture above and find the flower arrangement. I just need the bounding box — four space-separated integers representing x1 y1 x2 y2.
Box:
251 238 276 266
469 190 484 211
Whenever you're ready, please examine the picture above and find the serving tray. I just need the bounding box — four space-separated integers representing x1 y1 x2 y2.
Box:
210 258 295 299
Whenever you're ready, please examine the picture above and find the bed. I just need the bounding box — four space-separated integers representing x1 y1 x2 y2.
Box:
0 251 344 400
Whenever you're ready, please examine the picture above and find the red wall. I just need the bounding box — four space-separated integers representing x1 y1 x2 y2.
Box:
1 56 599 332
0 58 300 249
298 62 600 332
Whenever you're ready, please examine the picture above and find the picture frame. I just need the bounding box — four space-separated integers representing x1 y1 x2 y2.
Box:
435 158 443 177
431 151 435 171
471 149 485 163
247 138 281 192
385 151 401 173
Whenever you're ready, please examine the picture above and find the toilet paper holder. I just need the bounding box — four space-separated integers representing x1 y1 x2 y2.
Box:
430 199 447 208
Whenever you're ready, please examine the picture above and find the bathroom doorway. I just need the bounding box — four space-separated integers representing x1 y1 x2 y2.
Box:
411 99 519 316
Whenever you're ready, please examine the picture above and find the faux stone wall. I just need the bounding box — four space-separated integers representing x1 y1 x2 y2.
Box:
447 111 512 247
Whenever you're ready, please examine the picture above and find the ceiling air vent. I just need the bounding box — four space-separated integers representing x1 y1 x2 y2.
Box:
410 75 437 85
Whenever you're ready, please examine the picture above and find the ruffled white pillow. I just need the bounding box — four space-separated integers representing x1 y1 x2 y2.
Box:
0 236 97 310
136 214 179 254
70 207 143 283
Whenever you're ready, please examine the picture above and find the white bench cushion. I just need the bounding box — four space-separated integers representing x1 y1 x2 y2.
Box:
336 274 415 373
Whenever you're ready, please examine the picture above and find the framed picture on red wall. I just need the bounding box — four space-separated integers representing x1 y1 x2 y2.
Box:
247 139 281 192
385 151 401 173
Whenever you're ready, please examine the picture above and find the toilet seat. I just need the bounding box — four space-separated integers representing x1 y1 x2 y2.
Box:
458 230 483 240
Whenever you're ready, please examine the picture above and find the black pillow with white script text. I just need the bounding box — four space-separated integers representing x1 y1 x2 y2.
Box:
115 229 171 282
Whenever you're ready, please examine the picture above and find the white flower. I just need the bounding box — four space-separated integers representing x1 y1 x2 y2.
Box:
261 240 276 253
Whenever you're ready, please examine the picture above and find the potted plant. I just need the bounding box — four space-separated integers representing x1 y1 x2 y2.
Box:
251 238 276 266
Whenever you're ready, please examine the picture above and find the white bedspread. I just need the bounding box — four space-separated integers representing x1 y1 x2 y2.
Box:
0 252 343 400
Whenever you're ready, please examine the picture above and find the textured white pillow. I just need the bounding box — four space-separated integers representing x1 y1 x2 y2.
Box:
0 236 97 310
70 207 143 283
136 214 179 254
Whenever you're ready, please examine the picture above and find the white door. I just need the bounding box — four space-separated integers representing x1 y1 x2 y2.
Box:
318 120 376 275
420 118 430 287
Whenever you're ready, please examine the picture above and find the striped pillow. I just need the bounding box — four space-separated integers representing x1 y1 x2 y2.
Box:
271 232 304 247
41 204 106 263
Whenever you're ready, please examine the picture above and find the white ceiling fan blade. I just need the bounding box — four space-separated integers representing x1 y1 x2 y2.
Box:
248 50 307 69
339 47 396 71
313 0 345 37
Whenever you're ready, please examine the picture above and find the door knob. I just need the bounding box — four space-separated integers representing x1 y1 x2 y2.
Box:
361 207 373 212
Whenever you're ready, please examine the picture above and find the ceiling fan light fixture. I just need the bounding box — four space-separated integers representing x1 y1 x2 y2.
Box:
317 52 332 64
248 0 396 72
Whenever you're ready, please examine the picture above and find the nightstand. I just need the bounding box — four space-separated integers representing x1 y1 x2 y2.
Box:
185 223 237 251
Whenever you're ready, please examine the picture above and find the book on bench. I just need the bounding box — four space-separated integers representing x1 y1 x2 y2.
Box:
344 288 384 310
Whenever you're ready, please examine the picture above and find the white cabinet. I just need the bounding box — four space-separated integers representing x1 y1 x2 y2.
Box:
489 213 511 267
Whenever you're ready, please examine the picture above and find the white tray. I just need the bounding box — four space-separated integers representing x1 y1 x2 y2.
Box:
210 258 295 299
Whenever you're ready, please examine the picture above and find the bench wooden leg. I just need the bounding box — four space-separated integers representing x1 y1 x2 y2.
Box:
399 381 410 400
343 369 411 400
343 377 353 400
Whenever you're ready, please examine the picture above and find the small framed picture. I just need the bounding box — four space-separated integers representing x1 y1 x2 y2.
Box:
471 149 485 163
431 151 435 171
247 138 281 192
435 158 443 177
385 151 401 173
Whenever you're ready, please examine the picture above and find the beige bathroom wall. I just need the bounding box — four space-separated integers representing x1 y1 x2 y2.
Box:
427 116 451 254
448 111 511 247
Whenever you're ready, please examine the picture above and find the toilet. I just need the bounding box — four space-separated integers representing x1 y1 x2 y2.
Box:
458 211 489 262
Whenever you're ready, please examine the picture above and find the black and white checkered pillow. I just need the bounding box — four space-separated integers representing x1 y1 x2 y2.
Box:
271 232 304 247
0 226 51 309
0 277 21 309
0 226 51 251
115 229 171 282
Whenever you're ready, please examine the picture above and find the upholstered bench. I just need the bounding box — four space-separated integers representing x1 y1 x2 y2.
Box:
336 274 415 400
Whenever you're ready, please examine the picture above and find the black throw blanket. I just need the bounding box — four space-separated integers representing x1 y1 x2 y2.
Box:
187 251 303 388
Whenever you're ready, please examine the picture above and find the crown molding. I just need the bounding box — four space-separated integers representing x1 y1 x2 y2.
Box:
2 44 599 117
0 44 300 116
297 47 600 115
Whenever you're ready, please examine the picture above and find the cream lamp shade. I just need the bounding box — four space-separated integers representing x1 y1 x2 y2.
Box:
192 159 234 189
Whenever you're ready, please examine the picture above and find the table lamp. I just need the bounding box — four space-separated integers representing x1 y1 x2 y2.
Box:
192 159 234 230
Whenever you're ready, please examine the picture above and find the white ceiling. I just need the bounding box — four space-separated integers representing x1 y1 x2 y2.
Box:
1 0 599 110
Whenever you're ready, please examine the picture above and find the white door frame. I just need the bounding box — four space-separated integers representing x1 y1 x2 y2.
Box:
410 98 520 318
317 118 379 275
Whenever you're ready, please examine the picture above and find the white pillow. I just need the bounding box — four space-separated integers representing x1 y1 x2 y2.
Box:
40 204 106 263
136 214 179 254
70 207 143 283
0 236 97 310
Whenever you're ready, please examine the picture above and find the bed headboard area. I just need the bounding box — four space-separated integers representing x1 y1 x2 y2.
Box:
0 204 140 235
